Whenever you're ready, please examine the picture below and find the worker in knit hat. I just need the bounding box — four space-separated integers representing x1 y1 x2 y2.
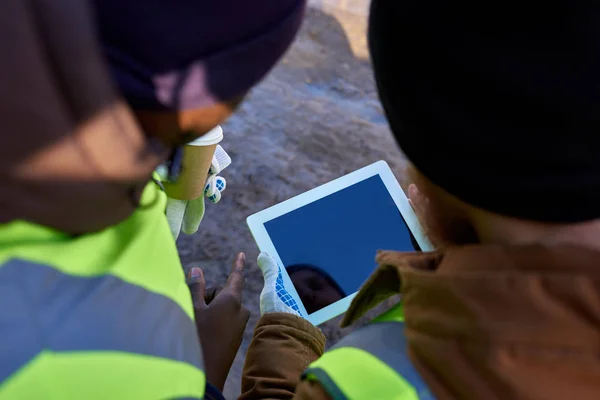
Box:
0 0 305 398
93 0 308 239
236 1 600 399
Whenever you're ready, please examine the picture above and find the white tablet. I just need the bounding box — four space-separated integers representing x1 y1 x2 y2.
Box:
247 161 434 326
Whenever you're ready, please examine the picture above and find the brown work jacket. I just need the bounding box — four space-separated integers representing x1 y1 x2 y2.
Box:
241 244 600 399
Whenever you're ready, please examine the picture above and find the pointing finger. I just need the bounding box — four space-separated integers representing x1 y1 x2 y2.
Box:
187 267 207 309
224 252 246 298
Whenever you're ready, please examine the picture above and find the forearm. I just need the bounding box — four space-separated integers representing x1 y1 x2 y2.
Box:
239 313 326 400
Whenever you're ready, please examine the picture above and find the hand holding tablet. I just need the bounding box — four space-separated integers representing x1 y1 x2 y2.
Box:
247 161 433 325
256 252 303 316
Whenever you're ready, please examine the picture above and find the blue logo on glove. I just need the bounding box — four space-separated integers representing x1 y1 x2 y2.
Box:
276 266 302 315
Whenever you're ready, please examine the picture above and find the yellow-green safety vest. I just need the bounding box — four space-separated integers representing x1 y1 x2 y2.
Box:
0 182 205 399
303 303 434 400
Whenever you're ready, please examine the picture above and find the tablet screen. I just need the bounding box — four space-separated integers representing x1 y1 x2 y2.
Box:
264 175 418 315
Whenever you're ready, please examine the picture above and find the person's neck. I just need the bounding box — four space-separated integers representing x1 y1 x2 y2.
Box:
471 211 600 252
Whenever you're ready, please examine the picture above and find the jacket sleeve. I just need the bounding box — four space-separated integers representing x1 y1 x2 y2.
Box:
239 313 328 400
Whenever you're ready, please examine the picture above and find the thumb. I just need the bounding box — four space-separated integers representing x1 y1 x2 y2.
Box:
181 195 205 235
408 184 448 249
408 184 429 215
187 267 207 308
257 252 279 284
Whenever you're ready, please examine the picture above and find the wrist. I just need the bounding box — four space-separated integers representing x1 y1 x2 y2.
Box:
205 373 226 393
201 344 235 392
258 313 326 352
205 382 226 400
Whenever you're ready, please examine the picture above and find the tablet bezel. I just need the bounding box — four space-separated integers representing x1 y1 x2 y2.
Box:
247 160 434 326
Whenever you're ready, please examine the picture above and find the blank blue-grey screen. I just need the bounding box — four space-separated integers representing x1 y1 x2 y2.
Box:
264 175 416 308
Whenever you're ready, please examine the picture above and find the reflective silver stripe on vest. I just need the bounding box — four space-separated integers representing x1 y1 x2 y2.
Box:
0 259 203 383
331 322 435 400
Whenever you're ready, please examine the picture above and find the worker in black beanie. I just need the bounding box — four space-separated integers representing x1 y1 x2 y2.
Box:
238 1 600 399
369 0 600 223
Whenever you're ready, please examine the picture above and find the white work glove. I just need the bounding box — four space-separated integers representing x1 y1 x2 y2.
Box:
257 252 303 317
162 145 231 240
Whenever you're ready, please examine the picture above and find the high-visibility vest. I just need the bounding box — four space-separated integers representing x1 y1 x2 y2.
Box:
303 303 434 400
0 182 205 399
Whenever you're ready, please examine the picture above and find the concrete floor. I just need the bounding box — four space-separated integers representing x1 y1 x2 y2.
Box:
176 2 410 398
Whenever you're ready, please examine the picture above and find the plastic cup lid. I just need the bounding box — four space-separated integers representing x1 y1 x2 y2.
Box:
188 125 224 146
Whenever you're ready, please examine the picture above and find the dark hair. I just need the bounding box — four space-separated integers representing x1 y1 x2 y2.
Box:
286 264 347 298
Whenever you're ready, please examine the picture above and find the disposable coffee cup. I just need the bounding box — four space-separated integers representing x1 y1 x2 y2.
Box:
163 126 223 200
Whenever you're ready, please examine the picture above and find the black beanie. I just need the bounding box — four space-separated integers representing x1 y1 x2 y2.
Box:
369 0 600 222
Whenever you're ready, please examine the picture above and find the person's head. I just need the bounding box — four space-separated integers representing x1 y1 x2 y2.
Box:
368 0 600 248
0 0 305 234
94 0 307 147
287 265 346 314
